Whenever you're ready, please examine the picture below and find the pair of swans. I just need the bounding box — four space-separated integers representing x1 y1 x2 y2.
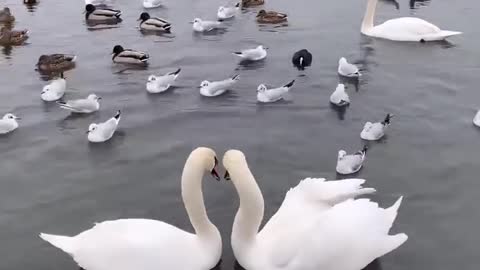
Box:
362 0 461 42
40 147 407 270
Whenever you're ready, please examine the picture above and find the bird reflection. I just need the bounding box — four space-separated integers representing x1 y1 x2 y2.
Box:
233 259 382 270
23 0 39 12
381 0 400 10
1 45 12 57
410 0 432 9
330 102 348 121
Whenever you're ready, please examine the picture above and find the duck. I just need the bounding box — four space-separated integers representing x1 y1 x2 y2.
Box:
200 75 239 97
330 84 350 106
0 113 20 135
57 94 101 114
40 147 223 270
112 45 149 65
241 0 264 8
292 49 312 70
338 57 361 77
217 3 240 20
257 80 295 103
256 10 287 24
138 12 171 32
222 149 407 270
143 0 162 9
0 27 29 46
86 110 121 143
85 4 121 22
336 146 368 175
0 7 15 23
41 73 67 102
36 54 77 72
361 0 461 42
146 68 181 94
233 45 267 61
361 114 394 141
192 18 222 32
473 111 480 127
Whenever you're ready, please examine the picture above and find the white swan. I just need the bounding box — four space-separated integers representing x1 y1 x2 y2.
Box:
40 147 223 270
223 149 407 270
361 0 461 42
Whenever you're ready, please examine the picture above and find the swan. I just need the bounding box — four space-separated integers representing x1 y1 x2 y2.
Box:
40 147 223 270
361 0 461 42
222 149 407 270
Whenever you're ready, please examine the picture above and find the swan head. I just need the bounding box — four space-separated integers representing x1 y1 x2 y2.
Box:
222 149 248 181
189 147 220 181
338 150 347 160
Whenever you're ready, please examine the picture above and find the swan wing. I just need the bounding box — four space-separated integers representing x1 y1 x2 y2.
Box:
258 179 375 267
42 219 203 270
373 17 461 41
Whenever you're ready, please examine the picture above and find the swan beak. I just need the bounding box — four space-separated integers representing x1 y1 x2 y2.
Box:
224 171 231 181
210 168 221 181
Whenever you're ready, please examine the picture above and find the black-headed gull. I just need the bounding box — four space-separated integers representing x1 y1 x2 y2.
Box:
0 113 20 134
200 75 239 97
257 80 294 103
336 146 368 175
217 3 240 20
192 18 222 32
57 94 101 114
233 45 267 61
41 73 66 102
146 68 181 94
361 114 394 141
87 110 121 143
330 83 350 106
338 57 361 77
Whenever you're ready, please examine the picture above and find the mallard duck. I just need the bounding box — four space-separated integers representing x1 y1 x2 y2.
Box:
0 27 29 45
112 45 149 65
85 4 121 22
36 54 77 72
138 12 171 32
0 7 15 23
242 0 264 8
256 10 287 24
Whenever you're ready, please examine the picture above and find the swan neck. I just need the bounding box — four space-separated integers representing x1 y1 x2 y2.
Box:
231 162 265 245
362 0 377 33
181 157 216 237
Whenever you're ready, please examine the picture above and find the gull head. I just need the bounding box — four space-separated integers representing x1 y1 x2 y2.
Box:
200 81 210 88
88 94 101 101
336 84 346 92
87 123 98 134
338 150 347 160
148 75 157 82
3 113 20 121
257 84 267 93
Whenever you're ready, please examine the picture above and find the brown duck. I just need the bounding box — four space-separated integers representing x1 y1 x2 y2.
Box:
0 27 29 45
36 54 77 72
0 7 15 23
242 0 264 8
256 10 287 24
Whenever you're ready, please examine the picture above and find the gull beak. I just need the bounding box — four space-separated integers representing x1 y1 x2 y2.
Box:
224 171 231 181
97 97 102 100
86 130 90 134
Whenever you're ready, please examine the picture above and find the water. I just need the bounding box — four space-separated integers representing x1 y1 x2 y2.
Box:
0 0 478 269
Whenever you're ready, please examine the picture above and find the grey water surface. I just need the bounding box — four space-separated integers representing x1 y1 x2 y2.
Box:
0 0 478 269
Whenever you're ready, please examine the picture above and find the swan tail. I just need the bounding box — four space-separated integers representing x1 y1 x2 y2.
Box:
439 30 462 38
39 233 76 254
422 31 462 41
378 233 408 257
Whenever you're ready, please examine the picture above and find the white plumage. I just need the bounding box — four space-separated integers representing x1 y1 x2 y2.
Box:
360 114 393 141
0 113 20 134
474 111 480 127
257 80 294 103
329 83 350 106
41 75 66 102
217 3 240 20
143 0 162 9
233 45 267 61
223 149 407 270
200 75 239 97
57 94 101 114
192 18 222 32
338 57 361 77
146 68 181 93
87 110 121 143
336 146 368 175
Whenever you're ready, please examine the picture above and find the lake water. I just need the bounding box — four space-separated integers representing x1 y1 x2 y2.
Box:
0 0 478 269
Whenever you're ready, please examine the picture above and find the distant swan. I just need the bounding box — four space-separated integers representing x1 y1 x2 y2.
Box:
223 149 408 270
40 147 223 270
361 0 461 42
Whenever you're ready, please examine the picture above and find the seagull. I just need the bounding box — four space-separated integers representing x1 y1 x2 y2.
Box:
233 45 267 61
330 83 350 106
41 73 66 102
474 111 480 127
192 18 222 32
257 80 295 103
87 110 121 143
336 145 368 175
143 0 162 9
146 68 181 94
57 94 101 114
217 3 240 20
200 75 239 97
338 57 361 77
361 114 394 141
292 49 312 70
0 113 20 135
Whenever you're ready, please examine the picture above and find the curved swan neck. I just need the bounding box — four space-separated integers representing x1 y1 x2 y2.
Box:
181 156 216 237
362 0 377 33
231 161 265 243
